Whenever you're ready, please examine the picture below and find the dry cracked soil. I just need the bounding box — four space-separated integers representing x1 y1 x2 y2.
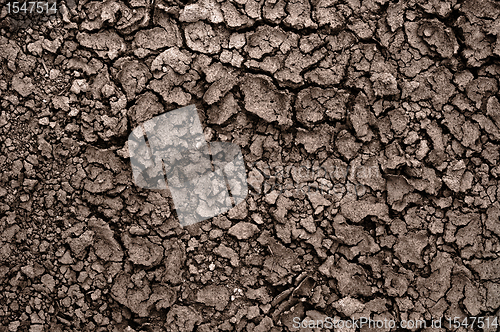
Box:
0 0 500 331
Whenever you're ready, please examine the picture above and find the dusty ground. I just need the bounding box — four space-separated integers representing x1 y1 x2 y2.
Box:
1 0 500 331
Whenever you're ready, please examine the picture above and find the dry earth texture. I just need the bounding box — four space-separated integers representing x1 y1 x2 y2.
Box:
1 0 500 331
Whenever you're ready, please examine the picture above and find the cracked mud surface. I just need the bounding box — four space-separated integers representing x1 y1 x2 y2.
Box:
1 0 500 331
